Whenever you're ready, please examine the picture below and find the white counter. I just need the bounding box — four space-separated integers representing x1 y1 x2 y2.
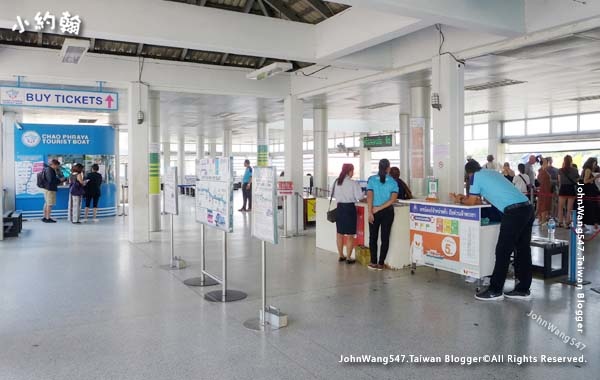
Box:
315 198 411 269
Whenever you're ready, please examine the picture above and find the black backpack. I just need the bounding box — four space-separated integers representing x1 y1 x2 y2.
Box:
37 170 48 189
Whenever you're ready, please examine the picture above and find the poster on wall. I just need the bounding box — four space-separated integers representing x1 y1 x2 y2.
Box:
195 157 233 232
15 155 45 197
251 167 278 244
410 117 425 179
164 167 179 215
409 202 481 276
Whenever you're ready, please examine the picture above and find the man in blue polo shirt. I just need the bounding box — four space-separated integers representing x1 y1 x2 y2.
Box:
450 160 534 301
239 159 253 212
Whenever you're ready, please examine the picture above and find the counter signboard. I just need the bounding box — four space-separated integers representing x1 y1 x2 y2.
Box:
409 202 482 276
251 167 278 244
195 157 233 232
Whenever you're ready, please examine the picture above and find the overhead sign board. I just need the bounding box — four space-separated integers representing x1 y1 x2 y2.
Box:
0 86 118 111
363 134 393 148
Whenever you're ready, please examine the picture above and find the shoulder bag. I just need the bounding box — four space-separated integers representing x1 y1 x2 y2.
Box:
326 182 337 223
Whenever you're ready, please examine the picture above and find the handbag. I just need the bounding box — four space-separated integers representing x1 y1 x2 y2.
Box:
326 183 337 223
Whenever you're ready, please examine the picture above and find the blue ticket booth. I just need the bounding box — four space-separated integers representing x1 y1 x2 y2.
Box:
14 124 117 219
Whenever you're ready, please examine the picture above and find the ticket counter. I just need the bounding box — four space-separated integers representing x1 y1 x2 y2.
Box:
316 198 411 269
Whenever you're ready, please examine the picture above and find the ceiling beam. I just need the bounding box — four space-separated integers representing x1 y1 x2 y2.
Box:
200 0 208 6
262 0 303 22
257 0 271 16
243 0 256 13
136 43 144 55
258 57 267 67
220 53 229 64
304 0 334 18
180 48 188 60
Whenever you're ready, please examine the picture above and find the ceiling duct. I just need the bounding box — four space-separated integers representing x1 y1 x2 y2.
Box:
569 95 600 101
465 79 526 91
357 102 399 110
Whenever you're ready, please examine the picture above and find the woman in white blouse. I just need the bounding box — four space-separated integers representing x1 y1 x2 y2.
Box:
333 163 364 264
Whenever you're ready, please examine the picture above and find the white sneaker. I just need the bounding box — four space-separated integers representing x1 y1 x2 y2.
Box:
83 219 88 223
93 219 99 223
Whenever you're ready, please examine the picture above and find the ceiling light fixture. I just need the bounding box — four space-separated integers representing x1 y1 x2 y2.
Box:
465 79 526 91
60 38 90 64
246 62 293 80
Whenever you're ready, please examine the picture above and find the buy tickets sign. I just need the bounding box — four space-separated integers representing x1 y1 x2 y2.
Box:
277 181 294 196
0 86 118 111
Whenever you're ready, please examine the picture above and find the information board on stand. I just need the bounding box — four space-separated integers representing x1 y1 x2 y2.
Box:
164 166 179 215
252 167 278 245
195 157 233 232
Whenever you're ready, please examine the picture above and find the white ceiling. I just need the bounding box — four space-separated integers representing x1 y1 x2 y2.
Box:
8 28 600 143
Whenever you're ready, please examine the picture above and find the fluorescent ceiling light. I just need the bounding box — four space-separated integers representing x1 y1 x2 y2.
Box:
60 38 90 64
246 62 293 80
465 79 526 91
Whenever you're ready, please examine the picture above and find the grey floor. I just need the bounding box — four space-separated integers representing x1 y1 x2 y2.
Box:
1 194 598 380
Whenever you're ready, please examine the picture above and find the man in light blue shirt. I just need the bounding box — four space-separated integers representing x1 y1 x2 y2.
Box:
451 161 534 302
239 159 252 212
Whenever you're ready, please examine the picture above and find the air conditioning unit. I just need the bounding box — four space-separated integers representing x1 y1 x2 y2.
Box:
246 62 293 80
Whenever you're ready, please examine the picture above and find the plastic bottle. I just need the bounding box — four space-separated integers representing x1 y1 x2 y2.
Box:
547 218 556 242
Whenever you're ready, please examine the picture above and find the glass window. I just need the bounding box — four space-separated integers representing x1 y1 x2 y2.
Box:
232 145 241 153
552 115 577 133
184 143 195 153
328 138 335 149
170 143 178 152
464 125 472 141
216 144 223 153
119 131 128 155
345 136 354 148
395 132 401 145
354 136 360 147
307 141 314 150
527 118 550 135
580 113 600 131
473 124 488 140
503 120 525 136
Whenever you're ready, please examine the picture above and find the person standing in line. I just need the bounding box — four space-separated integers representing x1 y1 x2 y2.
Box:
451 160 533 301
557 155 579 228
546 156 559 218
484 155 500 171
581 157 600 233
239 159 253 212
502 162 515 182
389 167 412 200
84 163 103 223
367 159 399 271
512 163 531 194
536 158 552 225
68 164 86 224
524 154 537 187
332 164 364 264
41 159 63 223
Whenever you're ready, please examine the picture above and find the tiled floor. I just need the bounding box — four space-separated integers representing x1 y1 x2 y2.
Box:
1 194 598 379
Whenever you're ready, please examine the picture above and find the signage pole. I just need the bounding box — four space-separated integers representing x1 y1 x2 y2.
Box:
204 231 247 302
183 223 218 286
170 213 175 268
261 240 267 325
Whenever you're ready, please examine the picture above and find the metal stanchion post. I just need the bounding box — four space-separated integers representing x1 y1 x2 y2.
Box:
170 213 175 267
184 223 218 286
559 210 591 286
204 231 247 302
281 197 289 238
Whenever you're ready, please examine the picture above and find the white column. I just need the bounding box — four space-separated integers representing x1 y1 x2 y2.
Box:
257 121 268 167
410 86 431 197
487 120 502 163
177 134 185 184
161 135 170 177
431 54 465 202
208 141 217 158
149 91 161 232
0 106 4 241
399 113 410 185
284 95 304 234
128 82 150 243
2 111 16 211
313 108 328 191
359 133 371 179
223 128 232 157
196 134 205 160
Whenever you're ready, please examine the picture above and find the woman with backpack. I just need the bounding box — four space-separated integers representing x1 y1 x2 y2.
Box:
389 167 412 200
68 163 86 224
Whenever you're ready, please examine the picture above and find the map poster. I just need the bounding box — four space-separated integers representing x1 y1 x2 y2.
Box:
251 167 278 244
15 155 45 197
195 157 233 232
164 167 179 215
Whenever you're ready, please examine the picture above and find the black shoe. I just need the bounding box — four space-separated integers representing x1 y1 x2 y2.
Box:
238 208 246 212
47 218 57 223
346 259 356 264
41 218 49 223
504 289 531 300
338 256 346 262
475 287 504 301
